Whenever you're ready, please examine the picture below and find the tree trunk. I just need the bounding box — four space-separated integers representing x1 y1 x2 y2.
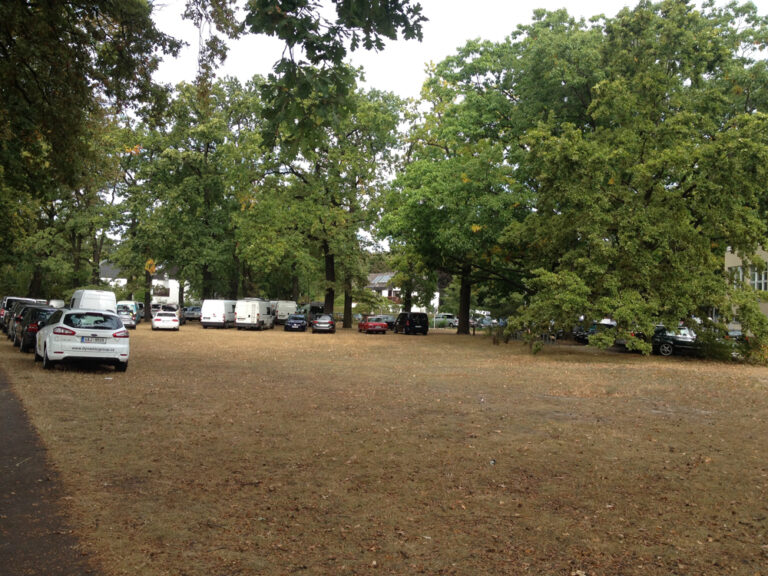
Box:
144 269 153 320
291 269 300 303
457 270 472 335
178 279 185 308
343 277 353 329
401 279 413 312
323 245 335 315
202 264 214 299
27 268 43 299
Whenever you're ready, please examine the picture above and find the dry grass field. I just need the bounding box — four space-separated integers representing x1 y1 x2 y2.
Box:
3 321 768 575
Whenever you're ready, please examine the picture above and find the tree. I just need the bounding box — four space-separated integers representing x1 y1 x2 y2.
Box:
0 0 180 295
179 0 425 153
236 83 404 322
380 54 528 334
511 0 768 353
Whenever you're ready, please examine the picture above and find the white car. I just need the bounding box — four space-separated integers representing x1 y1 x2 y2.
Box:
152 311 180 331
35 309 129 371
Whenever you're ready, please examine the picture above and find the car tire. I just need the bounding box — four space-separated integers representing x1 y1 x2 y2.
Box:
19 337 28 353
658 342 674 357
42 347 56 370
115 362 128 372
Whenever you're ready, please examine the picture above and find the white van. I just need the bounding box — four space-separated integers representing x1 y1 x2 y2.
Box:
272 300 298 324
70 289 117 313
200 299 236 328
235 299 275 330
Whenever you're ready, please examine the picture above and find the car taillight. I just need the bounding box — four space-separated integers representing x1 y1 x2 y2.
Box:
27 323 39 334
53 326 76 336
113 329 129 338
172 318 178 323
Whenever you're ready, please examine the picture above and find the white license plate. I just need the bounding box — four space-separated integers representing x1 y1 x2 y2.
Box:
81 337 106 344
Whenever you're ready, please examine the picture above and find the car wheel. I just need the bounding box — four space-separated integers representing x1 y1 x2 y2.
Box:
42 347 56 370
658 342 674 357
115 362 128 372
19 337 28 353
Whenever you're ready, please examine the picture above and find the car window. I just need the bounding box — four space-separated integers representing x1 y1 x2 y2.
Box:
64 312 121 330
47 310 63 325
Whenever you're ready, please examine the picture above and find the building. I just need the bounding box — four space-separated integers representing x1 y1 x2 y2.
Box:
725 247 768 317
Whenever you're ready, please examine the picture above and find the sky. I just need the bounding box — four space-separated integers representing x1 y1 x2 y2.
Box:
152 0 768 100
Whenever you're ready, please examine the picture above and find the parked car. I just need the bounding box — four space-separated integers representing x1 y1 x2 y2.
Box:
183 306 202 321
14 306 56 352
162 304 185 325
434 313 459 328
358 316 388 334
152 311 180 331
34 309 129 371
6 301 38 341
380 314 397 330
393 312 429 335
1 296 45 333
117 304 137 329
311 314 336 334
652 325 698 356
283 314 308 332
574 318 617 344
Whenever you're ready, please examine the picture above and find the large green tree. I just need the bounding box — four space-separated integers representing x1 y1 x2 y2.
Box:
510 0 768 353
0 0 180 296
380 52 528 334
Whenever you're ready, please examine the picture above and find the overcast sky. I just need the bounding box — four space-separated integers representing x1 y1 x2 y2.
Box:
152 0 768 99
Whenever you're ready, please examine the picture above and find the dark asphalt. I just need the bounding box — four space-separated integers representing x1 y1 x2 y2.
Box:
0 368 99 575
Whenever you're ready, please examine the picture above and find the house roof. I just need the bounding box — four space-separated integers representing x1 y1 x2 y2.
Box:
367 272 395 289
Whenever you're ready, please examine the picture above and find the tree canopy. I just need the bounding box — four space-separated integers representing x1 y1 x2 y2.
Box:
2 0 768 360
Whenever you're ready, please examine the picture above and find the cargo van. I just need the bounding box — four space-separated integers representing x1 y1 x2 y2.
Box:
200 299 236 328
272 300 297 324
235 299 275 330
70 289 117 313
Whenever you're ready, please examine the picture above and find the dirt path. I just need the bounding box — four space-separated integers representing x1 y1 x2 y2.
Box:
0 368 100 575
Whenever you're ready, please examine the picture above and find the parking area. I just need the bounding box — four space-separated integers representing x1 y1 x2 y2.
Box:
3 323 768 575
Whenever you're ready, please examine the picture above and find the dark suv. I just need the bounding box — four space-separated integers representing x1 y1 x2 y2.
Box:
393 312 429 335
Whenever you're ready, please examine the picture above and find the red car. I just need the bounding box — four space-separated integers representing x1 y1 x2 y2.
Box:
358 316 388 334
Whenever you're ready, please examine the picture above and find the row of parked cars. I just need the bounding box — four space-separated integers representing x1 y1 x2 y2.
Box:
1 294 130 371
573 317 746 357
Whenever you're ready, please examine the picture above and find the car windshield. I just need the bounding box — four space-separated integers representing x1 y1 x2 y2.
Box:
288 315 304 321
316 315 332 321
368 317 382 322
64 312 121 330
157 312 176 318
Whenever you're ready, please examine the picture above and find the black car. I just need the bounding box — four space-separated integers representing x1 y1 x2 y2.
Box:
14 306 56 352
284 314 308 332
393 312 429 335
652 325 698 356
380 314 397 330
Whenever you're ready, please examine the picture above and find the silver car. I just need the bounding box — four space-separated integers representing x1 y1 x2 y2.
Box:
35 309 130 371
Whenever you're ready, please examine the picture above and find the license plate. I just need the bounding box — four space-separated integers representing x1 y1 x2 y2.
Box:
81 337 106 344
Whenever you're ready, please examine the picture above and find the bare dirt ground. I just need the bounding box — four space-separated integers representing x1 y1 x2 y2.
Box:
2 322 768 575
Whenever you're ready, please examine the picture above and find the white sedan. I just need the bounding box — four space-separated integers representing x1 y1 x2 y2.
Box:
152 311 180 331
35 309 129 371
